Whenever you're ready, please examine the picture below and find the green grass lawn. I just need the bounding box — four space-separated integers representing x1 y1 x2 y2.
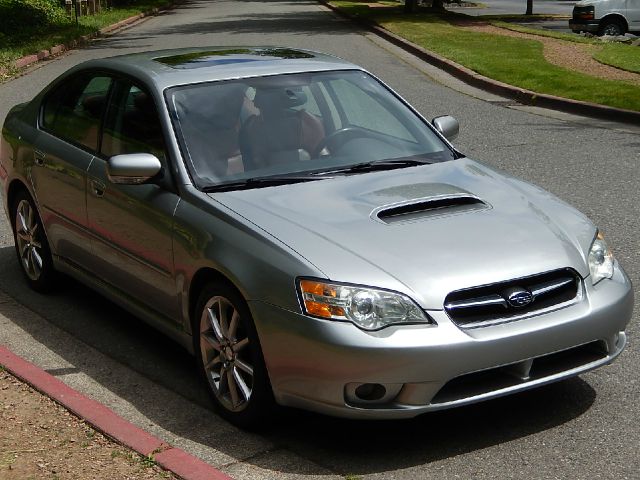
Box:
332 1 640 111
0 0 171 75
489 20 640 75
594 43 640 74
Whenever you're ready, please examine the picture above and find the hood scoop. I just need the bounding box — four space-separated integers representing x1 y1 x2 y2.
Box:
374 194 489 224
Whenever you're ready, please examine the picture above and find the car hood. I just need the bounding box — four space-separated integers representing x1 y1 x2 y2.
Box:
210 158 595 309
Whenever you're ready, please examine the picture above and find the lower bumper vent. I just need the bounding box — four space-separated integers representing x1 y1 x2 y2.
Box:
431 341 607 405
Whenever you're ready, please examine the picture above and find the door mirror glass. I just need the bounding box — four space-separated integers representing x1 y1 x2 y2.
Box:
107 153 162 184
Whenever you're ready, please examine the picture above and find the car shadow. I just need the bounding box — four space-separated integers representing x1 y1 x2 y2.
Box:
0 245 597 475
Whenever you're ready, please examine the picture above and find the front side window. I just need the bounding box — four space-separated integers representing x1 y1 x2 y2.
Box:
42 74 112 152
167 70 456 189
101 82 167 161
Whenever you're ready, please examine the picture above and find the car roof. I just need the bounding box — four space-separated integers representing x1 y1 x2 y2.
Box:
73 47 361 91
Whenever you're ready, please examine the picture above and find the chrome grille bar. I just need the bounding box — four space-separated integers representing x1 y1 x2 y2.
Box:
445 294 507 311
530 276 575 297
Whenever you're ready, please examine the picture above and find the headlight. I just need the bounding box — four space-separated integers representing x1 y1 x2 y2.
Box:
297 279 431 330
588 231 614 285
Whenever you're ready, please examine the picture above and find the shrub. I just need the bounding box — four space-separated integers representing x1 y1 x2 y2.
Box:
0 0 69 35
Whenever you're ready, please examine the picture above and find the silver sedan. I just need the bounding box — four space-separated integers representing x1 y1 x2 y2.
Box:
0 47 633 428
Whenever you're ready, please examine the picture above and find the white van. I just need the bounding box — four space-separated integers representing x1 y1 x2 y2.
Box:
570 0 640 35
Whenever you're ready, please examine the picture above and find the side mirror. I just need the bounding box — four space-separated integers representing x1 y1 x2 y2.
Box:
432 115 459 142
107 153 162 185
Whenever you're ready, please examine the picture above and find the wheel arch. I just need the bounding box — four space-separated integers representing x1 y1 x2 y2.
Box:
600 13 628 32
6 179 33 228
187 267 246 333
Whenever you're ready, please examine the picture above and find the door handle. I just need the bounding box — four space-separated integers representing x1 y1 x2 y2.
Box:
34 149 45 166
90 179 106 198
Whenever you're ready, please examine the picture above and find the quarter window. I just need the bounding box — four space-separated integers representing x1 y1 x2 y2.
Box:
42 74 112 152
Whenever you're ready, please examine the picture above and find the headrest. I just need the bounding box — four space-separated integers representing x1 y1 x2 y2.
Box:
134 92 155 114
254 87 307 113
175 84 247 130
82 95 105 119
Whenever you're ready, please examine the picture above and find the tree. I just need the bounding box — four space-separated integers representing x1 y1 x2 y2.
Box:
404 0 418 12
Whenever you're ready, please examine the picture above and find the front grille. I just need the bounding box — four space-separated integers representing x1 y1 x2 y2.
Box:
431 341 607 405
444 268 580 328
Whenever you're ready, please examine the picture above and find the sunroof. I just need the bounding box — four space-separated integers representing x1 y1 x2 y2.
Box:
155 48 315 69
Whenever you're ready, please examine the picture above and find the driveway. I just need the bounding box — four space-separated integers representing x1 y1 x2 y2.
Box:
0 0 638 478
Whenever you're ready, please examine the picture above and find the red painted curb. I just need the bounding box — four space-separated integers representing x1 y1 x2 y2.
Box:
50 44 66 55
15 54 39 69
0 346 233 480
320 0 640 124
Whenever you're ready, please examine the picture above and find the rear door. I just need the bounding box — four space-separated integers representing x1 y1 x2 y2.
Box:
34 73 112 265
86 78 180 321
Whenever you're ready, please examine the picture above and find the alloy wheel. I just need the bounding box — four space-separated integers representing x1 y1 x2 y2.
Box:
14 199 44 281
199 296 254 412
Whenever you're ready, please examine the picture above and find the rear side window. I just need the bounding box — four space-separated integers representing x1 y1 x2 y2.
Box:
42 74 112 152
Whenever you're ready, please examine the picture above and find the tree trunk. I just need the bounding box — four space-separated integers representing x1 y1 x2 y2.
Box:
525 0 533 15
404 0 417 13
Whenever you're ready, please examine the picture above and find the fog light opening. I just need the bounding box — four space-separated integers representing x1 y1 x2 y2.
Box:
355 383 386 401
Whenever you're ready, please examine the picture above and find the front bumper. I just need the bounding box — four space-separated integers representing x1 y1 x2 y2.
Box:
251 265 633 419
569 19 600 33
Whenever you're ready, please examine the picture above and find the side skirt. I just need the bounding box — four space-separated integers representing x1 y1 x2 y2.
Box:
53 255 194 354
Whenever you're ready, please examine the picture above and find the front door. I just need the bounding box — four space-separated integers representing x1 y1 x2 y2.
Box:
86 79 180 322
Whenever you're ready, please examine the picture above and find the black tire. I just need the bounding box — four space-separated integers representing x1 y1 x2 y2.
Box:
599 19 625 36
193 281 275 429
11 190 56 292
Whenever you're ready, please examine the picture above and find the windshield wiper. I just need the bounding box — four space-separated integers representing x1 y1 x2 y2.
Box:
317 158 430 176
203 173 332 192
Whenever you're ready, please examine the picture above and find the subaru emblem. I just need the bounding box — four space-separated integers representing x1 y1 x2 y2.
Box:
504 287 534 308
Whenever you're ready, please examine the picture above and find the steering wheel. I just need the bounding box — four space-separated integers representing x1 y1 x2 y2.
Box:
314 126 374 157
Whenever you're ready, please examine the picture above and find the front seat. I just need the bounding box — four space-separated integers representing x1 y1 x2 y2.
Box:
240 87 325 170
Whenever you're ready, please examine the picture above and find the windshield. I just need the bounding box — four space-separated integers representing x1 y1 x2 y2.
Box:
167 70 457 189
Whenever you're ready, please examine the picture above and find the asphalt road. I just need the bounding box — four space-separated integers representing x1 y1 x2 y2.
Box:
1 0 639 479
